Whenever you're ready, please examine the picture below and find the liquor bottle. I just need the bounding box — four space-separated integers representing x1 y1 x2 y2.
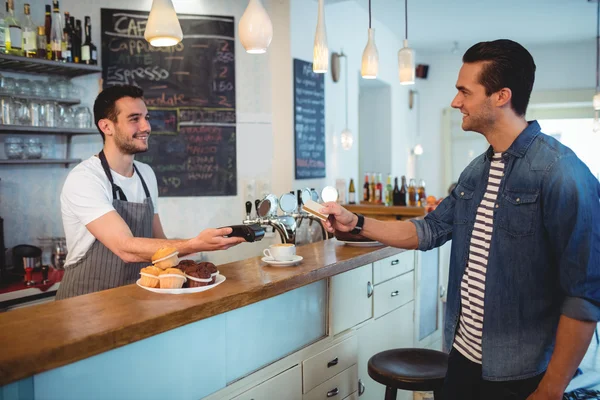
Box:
408 178 418 206
0 2 6 54
36 26 46 58
5 0 23 56
392 177 401 206
369 173 375 203
22 4 36 57
385 174 393 206
363 173 370 203
81 16 97 65
348 178 356 205
417 179 426 207
399 175 408 206
62 11 71 62
44 4 52 59
376 173 383 204
71 16 79 62
50 0 63 61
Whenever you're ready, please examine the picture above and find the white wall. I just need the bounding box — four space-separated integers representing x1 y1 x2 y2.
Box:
359 83 392 179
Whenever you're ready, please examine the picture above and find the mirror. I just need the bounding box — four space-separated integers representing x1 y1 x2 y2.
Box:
257 199 272 218
310 189 319 202
265 194 279 215
279 193 297 213
321 186 339 203
301 188 312 205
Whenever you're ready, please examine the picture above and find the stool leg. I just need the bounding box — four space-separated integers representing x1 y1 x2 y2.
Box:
384 386 397 400
433 388 442 399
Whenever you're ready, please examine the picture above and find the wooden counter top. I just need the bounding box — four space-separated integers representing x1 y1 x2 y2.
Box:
0 239 405 386
344 204 426 221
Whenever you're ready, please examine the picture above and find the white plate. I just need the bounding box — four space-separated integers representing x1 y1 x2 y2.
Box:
261 255 303 267
340 240 383 247
136 274 226 294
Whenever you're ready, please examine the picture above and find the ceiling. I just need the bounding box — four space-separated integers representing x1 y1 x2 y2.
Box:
324 0 597 52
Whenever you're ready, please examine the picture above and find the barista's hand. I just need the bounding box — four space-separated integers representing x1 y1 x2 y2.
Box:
319 202 358 233
194 228 246 251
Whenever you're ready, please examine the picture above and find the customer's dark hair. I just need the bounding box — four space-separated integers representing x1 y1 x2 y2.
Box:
93 85 144 141
463 39 536 116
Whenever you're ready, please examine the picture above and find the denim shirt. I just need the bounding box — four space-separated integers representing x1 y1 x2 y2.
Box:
412 121 600 380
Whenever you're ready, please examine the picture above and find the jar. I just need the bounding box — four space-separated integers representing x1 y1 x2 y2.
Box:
0 97 14 125
75 106 92 129
29 102 41 127
41 102 56 128
5 137 23 159
24 137 42 159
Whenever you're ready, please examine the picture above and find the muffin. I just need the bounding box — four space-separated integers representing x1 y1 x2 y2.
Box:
203 262 219 284
158 267 186 289
184 264 213 287
139 265 161 288
152 247 179 270
176 259 197 273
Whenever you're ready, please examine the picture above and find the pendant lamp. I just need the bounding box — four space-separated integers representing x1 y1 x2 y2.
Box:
594 0 600 132
398 0 415 85
313 0 329 73
239 0 273 54
361 0 379 79
145 0 183 47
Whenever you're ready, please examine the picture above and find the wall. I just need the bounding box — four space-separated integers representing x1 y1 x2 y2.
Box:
358 83 392 180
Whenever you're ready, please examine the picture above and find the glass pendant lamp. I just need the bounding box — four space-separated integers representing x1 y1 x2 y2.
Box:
398 0 415 85
144 0 183 47
313 0 328 73
239 0 273 54
361 0 378 79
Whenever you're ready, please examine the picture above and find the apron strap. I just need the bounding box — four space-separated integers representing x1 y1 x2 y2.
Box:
133 164 151 199
98 150 128 201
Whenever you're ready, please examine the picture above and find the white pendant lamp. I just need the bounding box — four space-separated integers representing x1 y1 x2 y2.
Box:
313 0 329 73
239 0 273 54
361 0 379 79
398 0 415 85
144 0 183 47
594 0 600 132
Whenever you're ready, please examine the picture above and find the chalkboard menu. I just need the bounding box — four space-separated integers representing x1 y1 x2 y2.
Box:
293 58 326 179
101 9 236 196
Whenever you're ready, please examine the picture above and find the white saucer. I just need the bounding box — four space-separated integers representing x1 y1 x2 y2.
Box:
136 274 226 294
261 255 303 267
340 240 383 247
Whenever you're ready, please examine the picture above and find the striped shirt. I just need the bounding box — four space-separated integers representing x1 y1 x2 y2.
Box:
453 152 505 364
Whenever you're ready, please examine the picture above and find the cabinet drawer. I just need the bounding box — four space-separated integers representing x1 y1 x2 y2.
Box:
374 271 414 318
303 336 358 393
373 251 414 284
342 392 358 400
329 264 373 335
303 365 358 400
232 364 301 400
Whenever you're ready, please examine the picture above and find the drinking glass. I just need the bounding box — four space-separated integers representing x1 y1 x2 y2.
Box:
5 137 23 159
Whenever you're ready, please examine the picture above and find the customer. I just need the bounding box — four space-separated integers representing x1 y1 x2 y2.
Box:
321 39 600 400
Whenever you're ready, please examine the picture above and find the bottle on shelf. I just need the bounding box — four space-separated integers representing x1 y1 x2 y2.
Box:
36 25 46 59
369 173 375 204
363 173 370 203
80 16 97 65
392 177 401 206
417 179 426 207
62 11 72 62
71 16 79 63
50 0 63 61
385 174 393 206
5 0 23 56
0 2 7 54
22 3 36 58
376 173 383 204
348 178 356 205
44 4 52 60
408 178 418 206
399 175 408 206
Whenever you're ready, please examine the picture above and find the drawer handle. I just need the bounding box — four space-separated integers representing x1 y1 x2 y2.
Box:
391 290 399 297
367 281 373 298
327 357 339 368
327 388 340 397
358 379 365 395
391 259 399 265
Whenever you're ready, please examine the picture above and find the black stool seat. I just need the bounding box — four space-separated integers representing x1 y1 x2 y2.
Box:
368 348 448 397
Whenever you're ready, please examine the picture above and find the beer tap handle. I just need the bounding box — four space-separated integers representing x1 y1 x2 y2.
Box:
245 201 252 220
255 199 261 218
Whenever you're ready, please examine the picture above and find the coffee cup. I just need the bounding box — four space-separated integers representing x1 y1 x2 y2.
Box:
263 243 296 261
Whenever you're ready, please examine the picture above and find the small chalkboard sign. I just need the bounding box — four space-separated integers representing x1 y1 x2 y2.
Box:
293 58 326 180
101 9 237 196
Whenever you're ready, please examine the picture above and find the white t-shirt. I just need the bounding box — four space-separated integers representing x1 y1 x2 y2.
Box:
60 156 159 267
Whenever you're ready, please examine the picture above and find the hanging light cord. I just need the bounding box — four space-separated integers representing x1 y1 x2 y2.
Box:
368 0 372 29
404 0 408 40
596 0 599 91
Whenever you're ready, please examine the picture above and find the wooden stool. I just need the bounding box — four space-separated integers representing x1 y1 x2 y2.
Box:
368 348 448 400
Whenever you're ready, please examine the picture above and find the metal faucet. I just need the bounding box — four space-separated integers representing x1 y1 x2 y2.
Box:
243 201 297 244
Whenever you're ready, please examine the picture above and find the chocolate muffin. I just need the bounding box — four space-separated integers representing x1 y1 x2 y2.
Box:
205 262 218 284
176 259 197 272
185 263 213 287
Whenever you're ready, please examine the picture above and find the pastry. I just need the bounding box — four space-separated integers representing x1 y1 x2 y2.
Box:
203 262 219 284
176 259 197 272
185 263 213 287
139 265 161 288
152 247 179 270
158 267 186 289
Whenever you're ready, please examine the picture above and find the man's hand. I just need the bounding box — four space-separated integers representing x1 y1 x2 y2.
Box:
193 227 246 251
319 202 358 233
525 384 563 400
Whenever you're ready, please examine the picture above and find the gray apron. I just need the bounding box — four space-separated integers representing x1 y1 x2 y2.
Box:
56 151 154 300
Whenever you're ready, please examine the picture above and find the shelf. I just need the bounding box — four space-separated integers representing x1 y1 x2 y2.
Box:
8 94 81 105
0 125 96 135
0 54 101 78
0 158 81 167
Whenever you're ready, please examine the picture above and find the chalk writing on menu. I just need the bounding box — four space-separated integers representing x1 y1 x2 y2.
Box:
100 9 237 196
294 58 326 179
